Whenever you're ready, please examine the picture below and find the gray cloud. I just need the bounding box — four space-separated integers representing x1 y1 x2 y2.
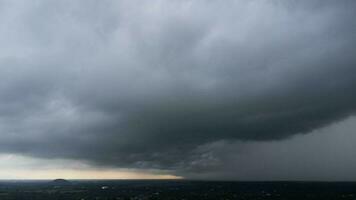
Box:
181 116 356 181
0 0 356 177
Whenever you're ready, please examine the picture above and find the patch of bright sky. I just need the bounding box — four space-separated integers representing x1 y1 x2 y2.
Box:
0 154 181 180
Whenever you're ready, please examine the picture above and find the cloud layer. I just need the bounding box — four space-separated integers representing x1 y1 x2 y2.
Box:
0 0 356 176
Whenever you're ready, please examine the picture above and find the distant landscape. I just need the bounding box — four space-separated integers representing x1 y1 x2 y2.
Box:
0 180 356 200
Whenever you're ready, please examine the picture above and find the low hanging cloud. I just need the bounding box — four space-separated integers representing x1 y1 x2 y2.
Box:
0 0 356 175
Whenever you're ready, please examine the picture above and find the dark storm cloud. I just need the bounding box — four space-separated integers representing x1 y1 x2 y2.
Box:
179 116 356 180
0 0 356 175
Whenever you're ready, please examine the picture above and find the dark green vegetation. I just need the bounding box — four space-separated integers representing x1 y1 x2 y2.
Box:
0 180 355 200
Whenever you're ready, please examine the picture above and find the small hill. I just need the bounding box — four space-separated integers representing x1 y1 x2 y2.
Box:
50 179 71 186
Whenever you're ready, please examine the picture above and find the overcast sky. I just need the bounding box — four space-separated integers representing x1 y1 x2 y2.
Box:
0 0 356 180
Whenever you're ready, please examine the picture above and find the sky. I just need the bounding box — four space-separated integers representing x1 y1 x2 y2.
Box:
0 0 356 180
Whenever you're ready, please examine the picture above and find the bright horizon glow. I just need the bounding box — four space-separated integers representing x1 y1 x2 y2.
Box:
0 169 182 180
0 154 182 180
